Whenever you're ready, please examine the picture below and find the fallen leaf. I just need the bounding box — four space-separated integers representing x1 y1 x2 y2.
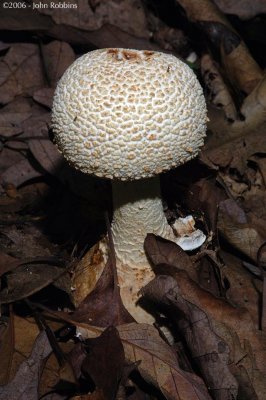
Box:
220 250 262 328
176 0 263 94
0 8 53 30
41 307 212 400
0 259 67 304
214 0 266 20
218 198 266 263
81 326 125 400
77 322 212 400
201 53 237 121
0 43 45 104
0 314 13 385
0 251 21 277
70 392 104 400
144 233 198 282
142 274 238 399
0 97 32 138
0 330 52 400
28 134 64 176
0 158 42 188
42 394 67 400
183 177 227 233
141 266 266 399
202 121 266 174
37 0 150 39
6 315 41 383
42 41 75 88
0 224 54 259
33 88 55 109
71 241 134 327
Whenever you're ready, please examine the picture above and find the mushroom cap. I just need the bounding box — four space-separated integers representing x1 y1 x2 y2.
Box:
52 48 207 180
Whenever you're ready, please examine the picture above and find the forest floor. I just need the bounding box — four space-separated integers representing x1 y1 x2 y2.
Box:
0 1 266 399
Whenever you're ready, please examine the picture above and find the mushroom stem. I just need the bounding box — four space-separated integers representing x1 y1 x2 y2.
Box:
111 177 176 320
111 177 174 266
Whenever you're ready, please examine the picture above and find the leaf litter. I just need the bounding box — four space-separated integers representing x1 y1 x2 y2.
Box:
0 1 266 399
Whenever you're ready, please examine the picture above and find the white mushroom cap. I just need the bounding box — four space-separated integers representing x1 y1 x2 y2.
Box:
52 48 207 180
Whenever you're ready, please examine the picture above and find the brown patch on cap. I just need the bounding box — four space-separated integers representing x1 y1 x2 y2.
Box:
107 49 119 56
122 50 140 61
143 50 154 58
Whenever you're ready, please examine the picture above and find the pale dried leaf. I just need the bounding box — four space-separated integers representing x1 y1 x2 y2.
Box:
177 0 263 93
0 262 66 304
29 136 63 175
37 0 149 39
0 8 53 30
0 44 45 104
0 318 13 385
0 331 52 400
0 159 42 188
33 88 54 108
0 98 32 137
218 199 266 263
237 74 266 129
214 0 266 20
144 233 198 281
78 322 212 400
0 224 53 259
201 53 237 121
142 275 239 399
142 268 266 399
42 41 75 87
0 148 25 175
220 250 262 328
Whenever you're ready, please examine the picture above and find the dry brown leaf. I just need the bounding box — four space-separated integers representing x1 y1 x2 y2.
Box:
0 8 53 30
182 177 227 232
0 43 45 104
218 199 266 263
0 315 13 385
251 156 266 187
144 233 198 281
42 394 66 400
50 22 163 52
42 41 75 88
71 240 134 327
0 251 22 277
0 98 32 138
28 134 63 176
142 269 266 399
37 0 150 39
142 275 238 399
0 314 40 385
70 392 104 400
0 159 42 188
176 0 263 94
0 330 52 400
33 88 55 109
214 0 266 20
39 342 76 399
236 74 266 130
0 260 67 304
0 148 25 175
81 326 125 400
0 224 54 259
76 322 212 400
220 250 262 328
201 116 266 174
201 53 237 121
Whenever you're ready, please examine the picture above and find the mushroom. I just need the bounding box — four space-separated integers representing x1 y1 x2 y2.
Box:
51 48 207 322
